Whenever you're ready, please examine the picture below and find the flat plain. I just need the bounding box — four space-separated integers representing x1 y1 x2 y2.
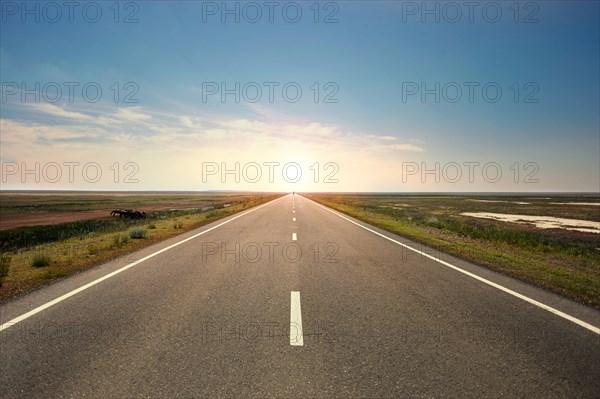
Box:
307 193 600 308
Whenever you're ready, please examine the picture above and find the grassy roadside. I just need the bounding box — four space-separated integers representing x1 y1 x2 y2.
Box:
307 195 600 309
0 194 281 303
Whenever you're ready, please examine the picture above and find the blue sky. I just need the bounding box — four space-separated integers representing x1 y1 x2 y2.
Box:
1 1 598 191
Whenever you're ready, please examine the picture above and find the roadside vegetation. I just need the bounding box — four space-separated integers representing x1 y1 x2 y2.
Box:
0 193 280 302
0 255 10 287
307 194 600 308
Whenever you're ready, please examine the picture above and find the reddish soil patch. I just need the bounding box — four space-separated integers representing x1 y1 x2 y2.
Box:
0 211 110 230
0 204 205 230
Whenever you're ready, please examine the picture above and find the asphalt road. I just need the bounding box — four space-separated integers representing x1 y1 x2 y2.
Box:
1 194 599 398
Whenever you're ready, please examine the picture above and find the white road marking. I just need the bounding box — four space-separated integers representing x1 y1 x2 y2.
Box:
0 196 287 333
293 210 295 213
290 291 304 346
292 233 297 241
293 217 296 222
307 198 600 335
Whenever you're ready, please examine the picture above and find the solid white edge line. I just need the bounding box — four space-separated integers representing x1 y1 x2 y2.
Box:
0 195 288 333
306 197 600 335
290 291 304 346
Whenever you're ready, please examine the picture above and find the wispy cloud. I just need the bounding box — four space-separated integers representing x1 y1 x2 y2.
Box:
1 102 430 190
115 107 152 122
366 134 397 141
26 103 93 121
409 138 425 144
4 102 429 154
387 143 425 152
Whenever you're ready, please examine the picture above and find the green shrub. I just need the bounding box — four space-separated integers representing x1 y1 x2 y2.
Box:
32 254 51 268
173 221 183 229
148 224 157 229
0 255 11 286
129 227 147 239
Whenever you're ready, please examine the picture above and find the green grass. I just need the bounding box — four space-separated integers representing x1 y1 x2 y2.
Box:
0 209 213 252
128 227 147 239
0 217 165 252
31 254 51 268
363 204 595 255
0 255 10 286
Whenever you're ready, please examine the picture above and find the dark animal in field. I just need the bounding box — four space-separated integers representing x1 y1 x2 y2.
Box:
110 210 146 219
130 211 146 219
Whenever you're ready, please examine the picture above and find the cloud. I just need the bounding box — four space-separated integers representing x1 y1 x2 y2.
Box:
409 138 425 144
387 143 425 152
180 116 199 128
26 103 93 121
366 134 397 141
4 101 432 160
1 103 431 190
115 107 152 122
5 101 431 156
219 119 267 132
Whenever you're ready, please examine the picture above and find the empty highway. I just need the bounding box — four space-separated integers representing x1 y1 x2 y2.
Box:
1 194 599 398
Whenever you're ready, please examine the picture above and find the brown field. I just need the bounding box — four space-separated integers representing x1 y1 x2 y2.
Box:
0 191 248 230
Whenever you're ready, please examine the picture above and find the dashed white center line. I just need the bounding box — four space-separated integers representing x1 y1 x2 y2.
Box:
290 291 304 346
293 210 295 213
293 217 296 222
292 232 297 241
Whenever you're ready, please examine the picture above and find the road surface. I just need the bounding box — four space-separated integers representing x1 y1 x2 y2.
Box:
1 194 599 398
